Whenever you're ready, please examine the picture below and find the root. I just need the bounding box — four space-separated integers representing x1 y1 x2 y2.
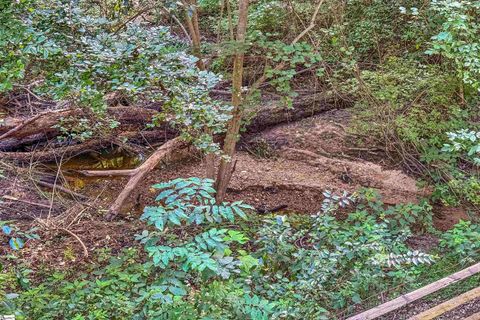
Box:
36 180 88 200
58 227 89 258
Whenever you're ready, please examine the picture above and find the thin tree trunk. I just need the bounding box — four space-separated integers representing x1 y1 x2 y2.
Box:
185 0 205 70
215 0 325 202
184 0 216 179
226 0 234 40
215 0 250 202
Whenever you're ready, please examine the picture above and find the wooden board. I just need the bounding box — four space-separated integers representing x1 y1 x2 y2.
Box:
346 262 480 320
408 286 480 320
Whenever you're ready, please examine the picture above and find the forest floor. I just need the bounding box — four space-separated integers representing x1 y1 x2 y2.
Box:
1 107 470 262
0 107 474 319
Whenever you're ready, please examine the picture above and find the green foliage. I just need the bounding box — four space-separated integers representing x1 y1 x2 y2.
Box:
428 129 480 206
349 58 469 148
347 57 479 206
3 0 480 318
1 0 232 151
255 38 322 104
137 178 256 305
0 0 60 92
0 248 277 320
442 129 480 166
250 191 435 314
432 129 480 206
439 220 480 262
427 0 480 92
1 248 173 319
1 221 39 252
5 185 479 319
142 177 252 231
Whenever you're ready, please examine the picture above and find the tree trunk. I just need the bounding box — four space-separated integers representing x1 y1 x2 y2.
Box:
214 0 325 202
184 0 205 70
183 0 216 179
215 0 250 202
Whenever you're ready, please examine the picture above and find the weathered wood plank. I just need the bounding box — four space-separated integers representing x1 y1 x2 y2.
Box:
408 286 480 320
346 262 480 320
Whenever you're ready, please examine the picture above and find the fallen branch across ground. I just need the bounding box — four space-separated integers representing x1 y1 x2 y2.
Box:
105 137 188 220
36 180 89 201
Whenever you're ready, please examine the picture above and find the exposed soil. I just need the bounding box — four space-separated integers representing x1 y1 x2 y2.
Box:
1 109 468 258
127 109 430 215
0 108 474 319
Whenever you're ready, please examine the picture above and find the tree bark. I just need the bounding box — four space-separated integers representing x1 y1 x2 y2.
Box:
214 0 250 203
0 106 159 140
105 137 188 220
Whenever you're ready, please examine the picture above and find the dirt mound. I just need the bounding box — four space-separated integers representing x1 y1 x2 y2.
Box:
126 109 428 214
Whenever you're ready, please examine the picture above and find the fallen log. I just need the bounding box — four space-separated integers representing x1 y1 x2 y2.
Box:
1 92 350 156
246 91 350 132
0 129 176 161
0 106 161 150
78 168 137 177
105 137 188 220
0 108 69 140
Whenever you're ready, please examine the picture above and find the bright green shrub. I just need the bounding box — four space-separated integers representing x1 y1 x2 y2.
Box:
440 220 480 262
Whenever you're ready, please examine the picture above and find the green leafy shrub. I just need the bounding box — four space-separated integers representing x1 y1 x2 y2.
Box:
349 58 469 149
440 220 480 262
142 177 252 230
429 129 480 206
137 177 257 303
2 184 445 319
442 129 480 166
427 0 480 92
1 0 231 152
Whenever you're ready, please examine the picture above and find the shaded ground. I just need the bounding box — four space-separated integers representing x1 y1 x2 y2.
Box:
385 296 480 320
0 108 474 319
130 109 429 215
1 109 469 260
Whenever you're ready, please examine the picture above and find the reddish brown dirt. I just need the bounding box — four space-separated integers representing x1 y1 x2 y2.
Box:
0 109 470 267
131 109 429 214
433 206 471 231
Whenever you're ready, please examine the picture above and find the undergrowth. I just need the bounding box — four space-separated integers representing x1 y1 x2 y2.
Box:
1 180 479 319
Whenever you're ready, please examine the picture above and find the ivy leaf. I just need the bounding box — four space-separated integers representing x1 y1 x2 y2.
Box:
168 286 186 296
9 237 24 250
2 225 12 235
